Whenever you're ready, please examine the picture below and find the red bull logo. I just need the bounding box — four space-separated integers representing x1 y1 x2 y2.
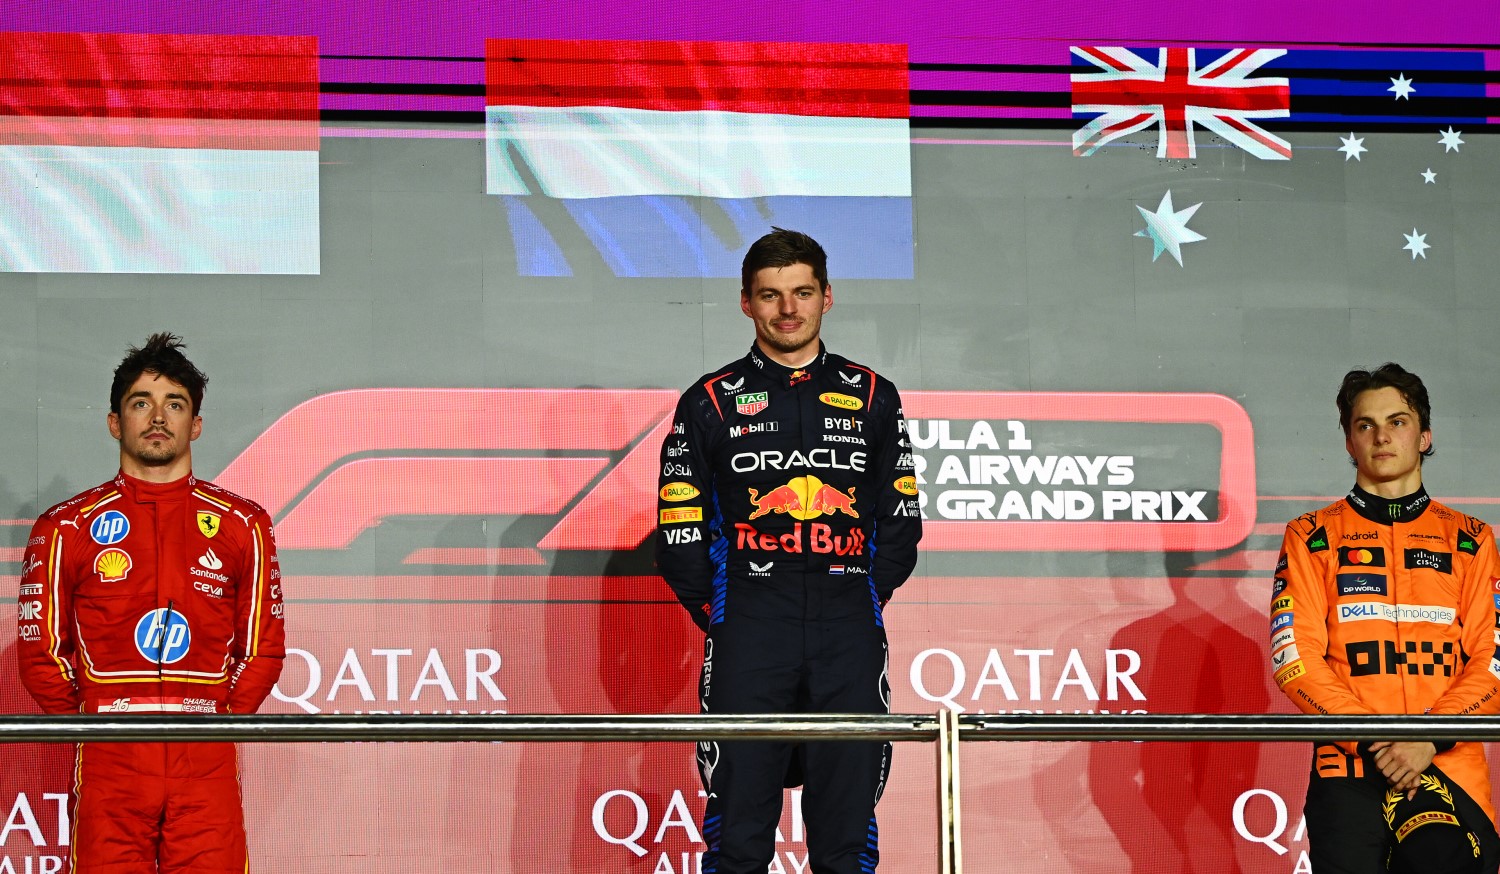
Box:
748 476 858 521
809 483 858 517
734 522 867 556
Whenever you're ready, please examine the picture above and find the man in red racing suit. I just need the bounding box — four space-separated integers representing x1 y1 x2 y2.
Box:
656 229 921 874
16 333 284 873
1274 363 1500 874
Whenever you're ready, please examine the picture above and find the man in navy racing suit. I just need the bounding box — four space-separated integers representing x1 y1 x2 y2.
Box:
656 228 921 874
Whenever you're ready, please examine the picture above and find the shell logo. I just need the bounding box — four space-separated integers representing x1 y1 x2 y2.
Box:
818 392 863 411
94 548 132 583
894 476 919 495
660 482 700 502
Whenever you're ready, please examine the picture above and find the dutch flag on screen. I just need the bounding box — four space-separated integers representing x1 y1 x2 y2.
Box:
0 32 319 274
484 39 914 278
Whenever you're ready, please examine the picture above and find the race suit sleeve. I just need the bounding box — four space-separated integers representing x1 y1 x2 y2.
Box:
869 385 921 601
1274 522 1375 716
15 517 82 714
1426 520 1500 716
655 390 717 630
226 509 285 714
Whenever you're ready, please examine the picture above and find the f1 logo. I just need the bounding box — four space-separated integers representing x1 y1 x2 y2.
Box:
205 388 1256 558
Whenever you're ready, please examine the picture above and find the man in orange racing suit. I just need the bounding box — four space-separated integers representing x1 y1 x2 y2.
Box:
16 333 284 873
1274 363 1500 874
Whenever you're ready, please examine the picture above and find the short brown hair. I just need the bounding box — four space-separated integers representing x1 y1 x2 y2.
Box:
1336 363 1433 458
740 228 828 294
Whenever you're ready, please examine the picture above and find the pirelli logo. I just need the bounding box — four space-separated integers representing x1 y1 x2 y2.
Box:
1274 660 1305 688
659 507 702 525
1395 811 1459 842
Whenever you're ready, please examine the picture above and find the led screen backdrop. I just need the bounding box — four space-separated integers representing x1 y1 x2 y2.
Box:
1 1 1499 871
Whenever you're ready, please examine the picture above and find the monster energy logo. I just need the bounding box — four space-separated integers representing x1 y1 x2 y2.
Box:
1388 503 1402 519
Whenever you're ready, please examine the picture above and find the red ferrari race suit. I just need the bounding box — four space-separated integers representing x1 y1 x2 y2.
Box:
656 343 921 874
16 472 285 873
1275 485 1500 873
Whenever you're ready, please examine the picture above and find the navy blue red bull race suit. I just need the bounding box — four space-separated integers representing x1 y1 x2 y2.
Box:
657 343 921 874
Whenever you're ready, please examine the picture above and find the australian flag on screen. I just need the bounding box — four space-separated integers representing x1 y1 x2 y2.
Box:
484 38 914 278
1069 45 1493 160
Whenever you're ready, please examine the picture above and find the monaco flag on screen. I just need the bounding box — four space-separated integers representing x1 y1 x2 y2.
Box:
484 39 913 278
0 32 319 274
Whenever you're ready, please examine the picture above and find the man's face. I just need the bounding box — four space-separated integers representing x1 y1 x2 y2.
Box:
741 262 832 362
1345 386 1429 489
107 371 201 469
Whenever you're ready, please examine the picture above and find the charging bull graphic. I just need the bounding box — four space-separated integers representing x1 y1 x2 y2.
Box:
810 483 858 518
748 477 858 521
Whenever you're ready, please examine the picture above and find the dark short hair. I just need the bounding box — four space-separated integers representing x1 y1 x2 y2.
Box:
1337 362 1433 457
740 227 828 294
110 333 208 415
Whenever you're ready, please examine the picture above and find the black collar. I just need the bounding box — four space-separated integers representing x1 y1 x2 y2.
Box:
1346 484 1430 525
747 342 827 388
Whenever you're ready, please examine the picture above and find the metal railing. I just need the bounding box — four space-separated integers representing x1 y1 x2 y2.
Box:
6 712 1500 874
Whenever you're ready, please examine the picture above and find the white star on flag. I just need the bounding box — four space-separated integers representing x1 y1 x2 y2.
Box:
1439 127 1464 153
1421 168 1437 184
1338 134 1367 161
1402 229 1430 260
1387 73 1416 100
1135 190 1206 267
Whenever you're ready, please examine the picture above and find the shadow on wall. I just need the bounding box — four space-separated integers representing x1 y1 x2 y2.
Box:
1085 490 1268 873
506 389 702 872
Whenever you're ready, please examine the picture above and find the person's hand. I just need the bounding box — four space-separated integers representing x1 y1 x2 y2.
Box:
1368 741 1436 796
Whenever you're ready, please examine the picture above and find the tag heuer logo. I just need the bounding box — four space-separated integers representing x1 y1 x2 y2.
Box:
735 392 768 416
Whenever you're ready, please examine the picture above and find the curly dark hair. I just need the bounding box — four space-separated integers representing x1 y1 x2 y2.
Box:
740 227 829 294
1336 362 1432 458
109 333 208 415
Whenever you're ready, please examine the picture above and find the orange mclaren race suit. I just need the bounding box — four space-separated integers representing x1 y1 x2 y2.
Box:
16 472 284 873
1275 485 1500 874
657 343 921 874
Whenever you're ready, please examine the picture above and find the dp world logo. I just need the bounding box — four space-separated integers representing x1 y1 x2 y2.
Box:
135 609 191 665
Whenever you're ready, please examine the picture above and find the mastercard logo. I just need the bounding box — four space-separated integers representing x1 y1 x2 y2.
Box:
1339 546 1386 568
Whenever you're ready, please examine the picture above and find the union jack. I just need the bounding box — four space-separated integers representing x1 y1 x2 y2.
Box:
1071 46 1291 160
